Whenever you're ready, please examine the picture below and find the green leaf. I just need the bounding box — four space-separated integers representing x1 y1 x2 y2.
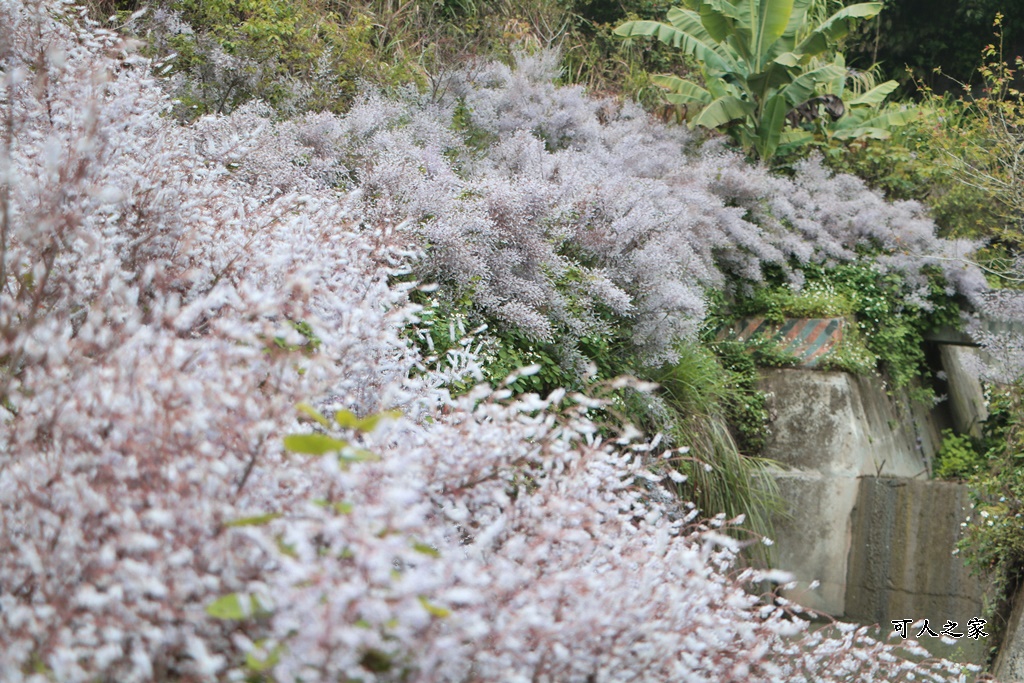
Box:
333 409 361 430
782 62 847 105
335 408 402 433
692 95 755 128
772 51 805 67
617 13 735 75
283 433 348 455
412 542 440 557
847 80 899 107
756 93 789 161
753 0 795 65
418 595 451 618
696 0 737 43
206 593 247 620
224 513 282 527
831 108 916 139
796 3 882 57
245 642 283 673
651 74 712 104
779 129 814 146
296 402 330 428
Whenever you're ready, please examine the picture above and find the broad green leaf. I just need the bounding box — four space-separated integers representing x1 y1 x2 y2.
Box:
412 542 440 557
696 0 738 43
334 409 361 429
782 62 846 105
225 513 282 527
747 62 791 103
651 74 712 104
296 402 330 428
831 109 914 140
848 80 899 107
283 433 348 455
692 95 755 128
756 93 789 161
666 8 740 73
245 642 283 673
754 0 795 66
206 593 247 620
779 129 814 146
796 3 882 57
834 107 916 131
418 595 451 618
335 408 401 433
785 0 815 36
772 51 803 67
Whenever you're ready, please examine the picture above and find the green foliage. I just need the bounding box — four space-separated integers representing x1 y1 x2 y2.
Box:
959 384 1024 577
821 99 1006 243
614 0 894 160
827 17 1024 273
708 339 774 455
723 261 960 388
206 592 269 620
635 342 783 547
934 428 987 480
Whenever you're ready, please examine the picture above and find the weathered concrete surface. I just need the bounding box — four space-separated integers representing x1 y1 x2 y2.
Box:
770 472 858 614
760 367 998 672
846 477 992 665
995 583 1024 682
761 369 937 478
940 345 989 439
759 369 941 615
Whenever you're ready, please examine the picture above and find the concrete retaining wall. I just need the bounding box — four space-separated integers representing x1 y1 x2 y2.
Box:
996 583 1024 681
760 368 941 615
760 368 993 669
846 477 991 664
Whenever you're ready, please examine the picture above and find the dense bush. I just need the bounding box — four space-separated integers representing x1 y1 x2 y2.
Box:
721 260 963 388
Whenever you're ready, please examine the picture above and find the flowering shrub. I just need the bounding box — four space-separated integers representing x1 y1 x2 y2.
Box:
0 3 984 681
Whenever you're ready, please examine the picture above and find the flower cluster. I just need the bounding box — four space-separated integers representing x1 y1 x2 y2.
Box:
240 50 986 367
0 3 976 682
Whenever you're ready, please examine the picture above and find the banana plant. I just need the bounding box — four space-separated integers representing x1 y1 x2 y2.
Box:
615 0 891 161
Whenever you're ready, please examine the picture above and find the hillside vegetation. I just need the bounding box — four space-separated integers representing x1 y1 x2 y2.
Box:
1 0 1021 681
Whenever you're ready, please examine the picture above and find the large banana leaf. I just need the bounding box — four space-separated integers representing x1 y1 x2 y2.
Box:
784 0 815 37
848 80 899 107
796 3 882 57
617 13 737 75
753 0 796 68
696 0 740 42
830 107 917 140
782 61 847 105
693 95 756 128
747 61 793 103
652 74 713 105
756 93 790 160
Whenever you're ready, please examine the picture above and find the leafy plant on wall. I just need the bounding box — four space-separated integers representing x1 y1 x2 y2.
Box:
614 0 906 160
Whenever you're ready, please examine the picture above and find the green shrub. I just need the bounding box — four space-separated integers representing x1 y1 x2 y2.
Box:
934 428 987 479
723 261 961 389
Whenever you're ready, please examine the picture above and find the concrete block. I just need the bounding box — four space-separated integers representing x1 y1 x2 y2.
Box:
771 472 860 615
940 345 989 439
760 369 932 478
845 477 993 666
